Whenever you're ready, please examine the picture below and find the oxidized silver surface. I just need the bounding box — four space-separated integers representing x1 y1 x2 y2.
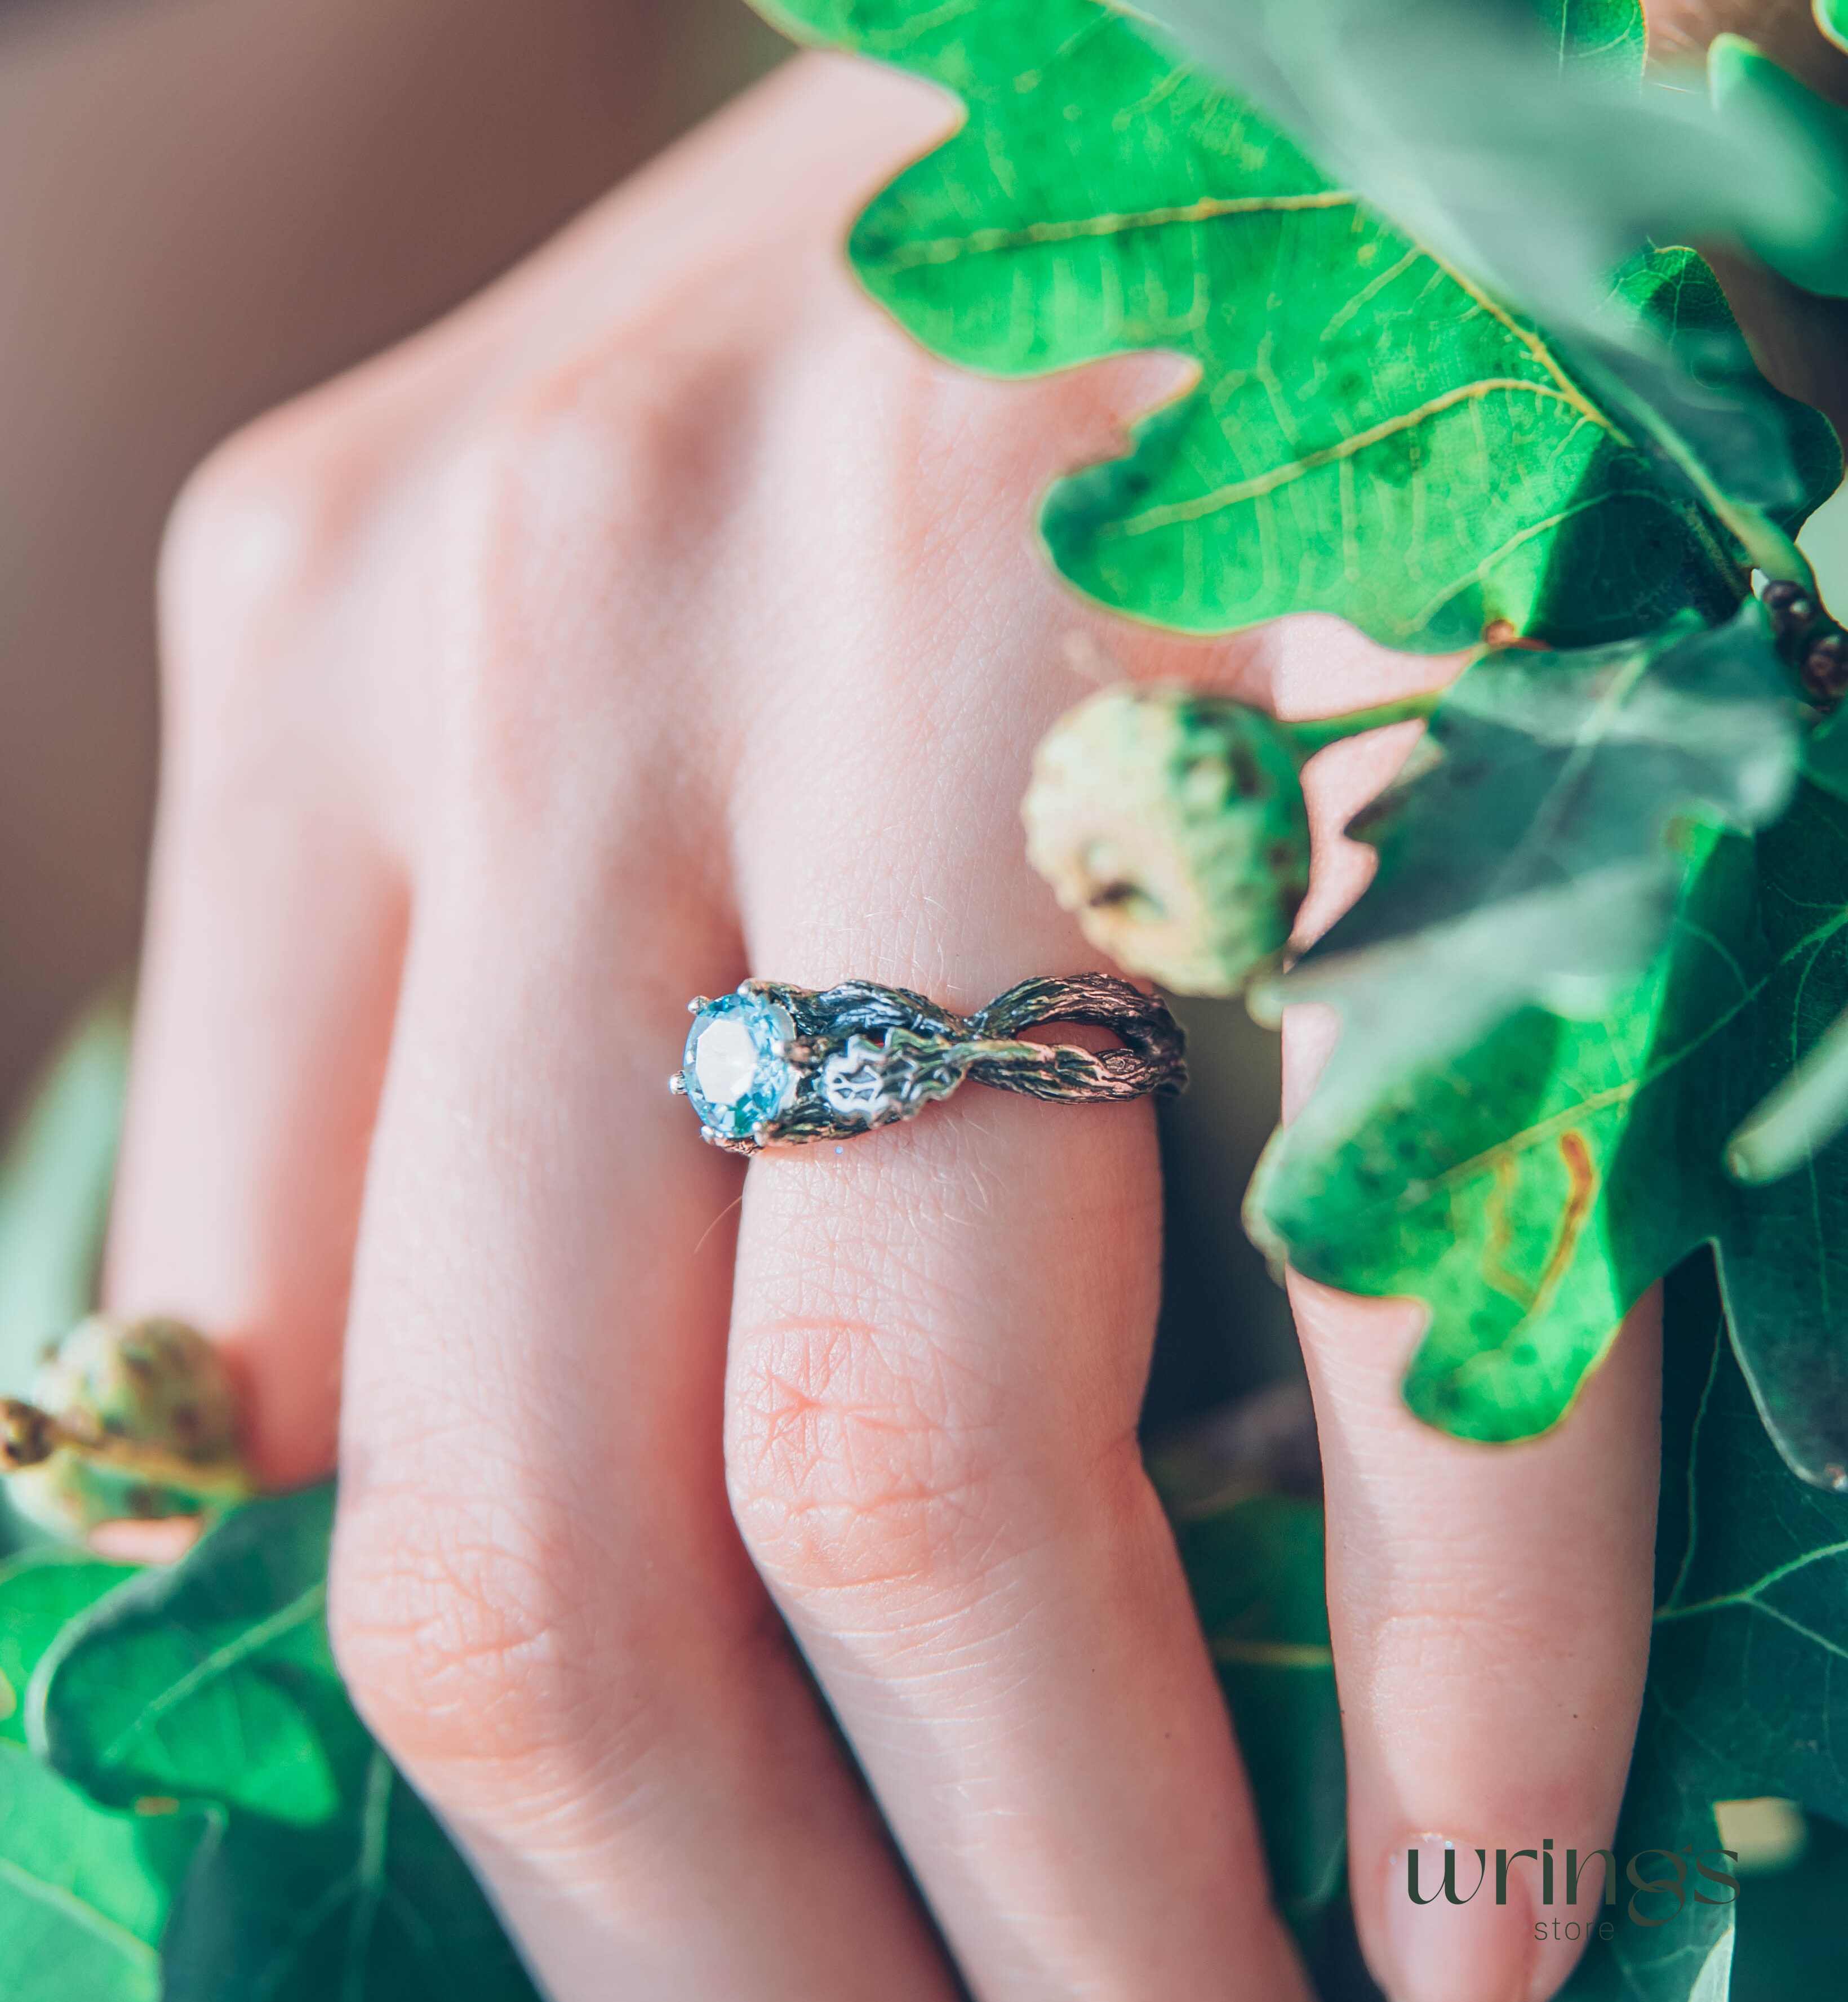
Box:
673 973 1187 1155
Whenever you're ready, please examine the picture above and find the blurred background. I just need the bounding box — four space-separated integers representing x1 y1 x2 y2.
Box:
0 0 786 1121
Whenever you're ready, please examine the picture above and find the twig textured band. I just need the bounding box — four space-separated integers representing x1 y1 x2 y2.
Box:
673 973 1187 1154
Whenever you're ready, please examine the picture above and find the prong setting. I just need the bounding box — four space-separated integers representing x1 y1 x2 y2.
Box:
675 973 1184 1150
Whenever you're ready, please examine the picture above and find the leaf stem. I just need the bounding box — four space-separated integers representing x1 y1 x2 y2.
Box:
1278 691 1443 760
1721 503 1816 595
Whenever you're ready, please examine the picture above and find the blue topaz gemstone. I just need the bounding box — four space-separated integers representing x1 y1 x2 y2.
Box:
674 973 1184 1153
681 989 798 1142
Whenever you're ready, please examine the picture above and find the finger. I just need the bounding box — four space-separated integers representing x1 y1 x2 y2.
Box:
727 822 1308 2000
106 457 408 1485
725 933 1309 2002
331 821 961 2001
1287 1266 1658 2002
1274 689 1659 2002
719 387 1310 2000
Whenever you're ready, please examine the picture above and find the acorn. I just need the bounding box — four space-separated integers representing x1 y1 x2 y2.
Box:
5 1315 251 1540
1023 684 1312 996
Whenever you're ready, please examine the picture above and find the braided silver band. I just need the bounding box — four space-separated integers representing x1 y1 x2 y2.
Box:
672 973 1187 1155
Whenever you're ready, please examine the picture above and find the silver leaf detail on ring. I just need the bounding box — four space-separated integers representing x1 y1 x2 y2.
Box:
671 974 1187 1155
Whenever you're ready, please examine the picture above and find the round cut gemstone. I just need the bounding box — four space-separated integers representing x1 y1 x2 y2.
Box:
695 1016 760 1106
682 990 797 1140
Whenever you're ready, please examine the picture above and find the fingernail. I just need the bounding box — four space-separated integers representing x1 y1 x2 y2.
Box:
1382 1836 1535 2002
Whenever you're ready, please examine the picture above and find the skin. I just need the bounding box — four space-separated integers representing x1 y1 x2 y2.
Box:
102 21 1823 2002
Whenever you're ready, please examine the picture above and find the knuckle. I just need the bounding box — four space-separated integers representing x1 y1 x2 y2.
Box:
160 394 363 678
725 1314 1012 1605
327 1455 787 1853
153 413 368 842
448 306 760 598
156 380 405 820
469 346 744 590
327 1478 626 1822
424 332 771 832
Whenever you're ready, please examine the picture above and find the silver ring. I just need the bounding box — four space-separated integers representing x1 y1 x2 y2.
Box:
672 974 1187 1154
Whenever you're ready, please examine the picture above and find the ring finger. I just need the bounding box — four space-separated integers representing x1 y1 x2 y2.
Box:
329 793 962 2000
718 452 1311 1999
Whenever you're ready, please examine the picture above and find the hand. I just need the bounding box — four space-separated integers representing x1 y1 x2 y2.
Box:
106 53 1656 2002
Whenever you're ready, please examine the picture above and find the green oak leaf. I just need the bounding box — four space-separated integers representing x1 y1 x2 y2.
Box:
159 1761 540 2002
0 1549 133 1746
30 1486 361 1827
1542 0 1643 78
1709 35 1848 300
1253 780 1848 1490
1729 1814 1848 2000
1801 691 1848 807
0 1549 200 2002
32 1484 542 2001
0 1747 193 2002
1140 0 1843 577
1560 1256 1848 1999
1157 1392 1368 1991
1179 1497 1344 1943
750 0 1829 650
1251 603 1801 1131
